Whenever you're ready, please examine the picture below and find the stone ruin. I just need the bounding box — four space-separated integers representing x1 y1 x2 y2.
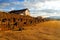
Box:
0 10 46 31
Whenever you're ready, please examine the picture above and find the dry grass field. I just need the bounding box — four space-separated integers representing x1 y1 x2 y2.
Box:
0 21 60 40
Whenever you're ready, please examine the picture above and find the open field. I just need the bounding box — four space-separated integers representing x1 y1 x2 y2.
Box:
0 21 60 40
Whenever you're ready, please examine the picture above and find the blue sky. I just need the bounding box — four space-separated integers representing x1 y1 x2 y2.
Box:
0 0 60 17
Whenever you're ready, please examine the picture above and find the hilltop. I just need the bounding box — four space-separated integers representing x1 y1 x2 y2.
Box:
0 10 60 40
0 11 46 31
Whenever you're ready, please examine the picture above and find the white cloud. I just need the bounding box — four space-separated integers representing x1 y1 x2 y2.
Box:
11 1 23 5
9 8 15 11
43 1 60 10
0 3 10 8
23 0 60 17
25 0 60 10
2 3 10 6
0 0 60 17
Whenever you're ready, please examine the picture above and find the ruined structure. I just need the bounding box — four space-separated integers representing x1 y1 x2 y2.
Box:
0 9 46 31
9 8 30 16
0 11 37 31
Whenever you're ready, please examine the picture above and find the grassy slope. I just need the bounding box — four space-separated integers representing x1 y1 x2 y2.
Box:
0 21 60 40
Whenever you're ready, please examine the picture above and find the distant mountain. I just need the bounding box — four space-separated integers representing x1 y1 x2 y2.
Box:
45 16 60 20
47 16 60 19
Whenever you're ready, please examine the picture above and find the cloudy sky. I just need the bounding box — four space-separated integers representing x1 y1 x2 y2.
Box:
0 0 60 17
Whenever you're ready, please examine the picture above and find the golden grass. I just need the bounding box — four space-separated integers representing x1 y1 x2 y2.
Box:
0 21 60 40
